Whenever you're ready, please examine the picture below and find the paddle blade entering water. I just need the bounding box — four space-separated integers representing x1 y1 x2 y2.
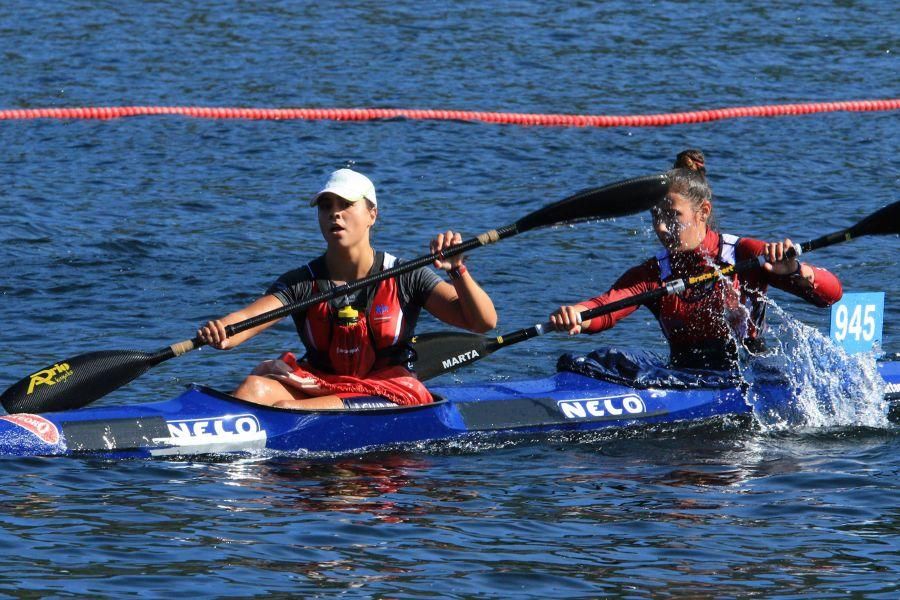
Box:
1 350 159 414
513 173 668 233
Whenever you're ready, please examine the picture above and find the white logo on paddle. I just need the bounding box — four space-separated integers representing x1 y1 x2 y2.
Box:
557 394 647 420
442 350 480 369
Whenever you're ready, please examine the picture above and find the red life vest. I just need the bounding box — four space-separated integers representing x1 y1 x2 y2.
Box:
654 233 761 367
300 252 407 377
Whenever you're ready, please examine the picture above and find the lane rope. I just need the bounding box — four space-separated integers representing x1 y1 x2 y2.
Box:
0 99 897 127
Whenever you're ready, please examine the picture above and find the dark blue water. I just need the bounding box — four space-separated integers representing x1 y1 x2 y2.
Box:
1 1 898 596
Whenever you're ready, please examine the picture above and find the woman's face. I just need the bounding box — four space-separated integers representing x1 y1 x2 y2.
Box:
316 193 377 249
652 192 710 252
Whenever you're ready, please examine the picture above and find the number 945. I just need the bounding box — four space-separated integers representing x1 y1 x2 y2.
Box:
833 303 877 342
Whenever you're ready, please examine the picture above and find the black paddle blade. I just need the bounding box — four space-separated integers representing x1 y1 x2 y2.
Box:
410 332 493 381
514 173 668 233
0 350 158 414
849 200 900 238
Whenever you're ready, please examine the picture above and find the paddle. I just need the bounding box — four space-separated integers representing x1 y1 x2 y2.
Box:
411 200 900 380
1 173 669 414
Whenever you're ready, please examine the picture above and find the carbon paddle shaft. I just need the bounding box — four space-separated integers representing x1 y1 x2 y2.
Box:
799 230 851 254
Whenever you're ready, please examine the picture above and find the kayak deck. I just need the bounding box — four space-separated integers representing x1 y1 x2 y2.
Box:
0 362 897 459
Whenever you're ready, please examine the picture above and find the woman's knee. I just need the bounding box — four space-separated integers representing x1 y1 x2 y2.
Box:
233 375 279 403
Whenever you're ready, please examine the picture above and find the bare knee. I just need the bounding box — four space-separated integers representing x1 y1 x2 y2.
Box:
233 375 283 405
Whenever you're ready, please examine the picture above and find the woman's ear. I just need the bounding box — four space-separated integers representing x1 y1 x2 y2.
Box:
369 206 378 227
698 200 712 222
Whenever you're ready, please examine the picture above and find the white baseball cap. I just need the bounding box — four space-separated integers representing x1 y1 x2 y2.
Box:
310 168 377 207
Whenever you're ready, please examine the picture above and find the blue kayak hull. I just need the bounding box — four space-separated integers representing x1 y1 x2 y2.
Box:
1 362 897 458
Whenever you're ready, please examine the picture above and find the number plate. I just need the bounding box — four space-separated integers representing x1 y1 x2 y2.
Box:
829 292 885 354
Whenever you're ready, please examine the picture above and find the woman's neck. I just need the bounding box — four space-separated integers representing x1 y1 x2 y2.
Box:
670 227 713 255
325 244 375 283
668 228 717 267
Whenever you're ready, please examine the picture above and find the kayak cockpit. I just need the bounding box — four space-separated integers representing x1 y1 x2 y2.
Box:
187 384 449 414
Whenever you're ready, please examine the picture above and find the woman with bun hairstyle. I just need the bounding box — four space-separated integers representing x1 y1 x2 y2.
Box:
199 168 497 408
549 149 843 369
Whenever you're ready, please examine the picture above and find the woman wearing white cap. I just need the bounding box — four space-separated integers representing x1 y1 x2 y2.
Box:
198 168 497 408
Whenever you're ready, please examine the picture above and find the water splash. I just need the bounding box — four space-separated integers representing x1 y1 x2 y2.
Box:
743 301 889 430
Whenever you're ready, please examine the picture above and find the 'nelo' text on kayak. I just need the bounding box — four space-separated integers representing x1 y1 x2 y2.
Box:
557 395 647 420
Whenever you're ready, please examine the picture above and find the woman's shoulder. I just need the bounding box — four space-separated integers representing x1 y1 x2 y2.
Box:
731 234 766 259
273 255 326 285
376 251 441 296
378 251 430 274
379 251 401 269
614 257 661 286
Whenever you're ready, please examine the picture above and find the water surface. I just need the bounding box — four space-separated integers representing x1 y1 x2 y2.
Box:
0 0 897 596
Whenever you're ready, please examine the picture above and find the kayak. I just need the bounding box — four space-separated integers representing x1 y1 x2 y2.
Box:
1 359 897 459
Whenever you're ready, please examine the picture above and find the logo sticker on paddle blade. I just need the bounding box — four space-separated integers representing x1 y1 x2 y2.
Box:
26 362 73 395
0 414 60 445
442 350 480 369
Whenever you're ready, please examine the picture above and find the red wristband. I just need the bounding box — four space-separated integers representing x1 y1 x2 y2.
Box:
448 264 468 281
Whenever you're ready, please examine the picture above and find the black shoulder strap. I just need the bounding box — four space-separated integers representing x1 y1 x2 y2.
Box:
307 255 332 298
362 251 386 309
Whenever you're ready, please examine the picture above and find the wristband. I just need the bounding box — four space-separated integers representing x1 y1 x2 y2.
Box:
789 261 803 277
448 264 468 281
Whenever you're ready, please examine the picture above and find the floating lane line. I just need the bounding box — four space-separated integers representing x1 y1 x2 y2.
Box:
0 99 897 127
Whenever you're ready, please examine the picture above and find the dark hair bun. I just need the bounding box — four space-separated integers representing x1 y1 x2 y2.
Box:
673 149 706 174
